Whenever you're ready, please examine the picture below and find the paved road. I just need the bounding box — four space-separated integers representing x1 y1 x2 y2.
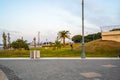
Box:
0 59 120 80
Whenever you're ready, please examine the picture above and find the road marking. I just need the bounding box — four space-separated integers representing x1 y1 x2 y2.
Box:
80 72 102 78
102 64 118 68
94 78 101 80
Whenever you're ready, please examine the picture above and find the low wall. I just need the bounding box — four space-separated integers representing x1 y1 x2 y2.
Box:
102 31 120 42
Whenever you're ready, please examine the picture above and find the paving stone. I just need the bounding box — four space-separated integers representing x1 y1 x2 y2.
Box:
0 59 120 80
0 65 21 80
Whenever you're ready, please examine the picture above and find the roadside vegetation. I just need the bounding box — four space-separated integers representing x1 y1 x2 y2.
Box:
0 39 120 58
0 30 119 58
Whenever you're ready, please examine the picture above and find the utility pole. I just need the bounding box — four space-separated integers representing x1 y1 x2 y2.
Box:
38 31 40 46
81 0 86 58
7 33 11 49
46 38 48 45
100 27 102 38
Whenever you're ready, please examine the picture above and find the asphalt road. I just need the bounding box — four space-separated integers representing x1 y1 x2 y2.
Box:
0 59 120 80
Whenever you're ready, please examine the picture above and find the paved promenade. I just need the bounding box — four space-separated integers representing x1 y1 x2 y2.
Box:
0 58 120 80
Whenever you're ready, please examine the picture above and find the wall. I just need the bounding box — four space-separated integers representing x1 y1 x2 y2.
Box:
102 31 120 42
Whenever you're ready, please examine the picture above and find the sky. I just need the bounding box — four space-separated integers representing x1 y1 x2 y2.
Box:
0 0 120 43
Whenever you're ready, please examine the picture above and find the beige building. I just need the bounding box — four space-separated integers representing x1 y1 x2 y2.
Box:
102 31 120 42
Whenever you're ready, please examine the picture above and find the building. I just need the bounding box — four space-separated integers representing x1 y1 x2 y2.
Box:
102 31 120 42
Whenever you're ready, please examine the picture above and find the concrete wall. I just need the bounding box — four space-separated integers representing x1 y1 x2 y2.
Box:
102 31 120 42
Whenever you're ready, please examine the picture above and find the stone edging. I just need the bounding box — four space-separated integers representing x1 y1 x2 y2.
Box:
0 64 22 80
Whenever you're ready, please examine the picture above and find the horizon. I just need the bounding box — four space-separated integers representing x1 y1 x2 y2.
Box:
0 0 120 43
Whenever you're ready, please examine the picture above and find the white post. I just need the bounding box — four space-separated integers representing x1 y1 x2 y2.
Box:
36 50 40 58
34 50 36 59
30 50 34 59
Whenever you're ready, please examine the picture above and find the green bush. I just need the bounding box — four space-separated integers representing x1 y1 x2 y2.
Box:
11 39 29 50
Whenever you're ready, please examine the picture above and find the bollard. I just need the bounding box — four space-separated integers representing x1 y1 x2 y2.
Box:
30 50 34 59
33 50 36 59
30 50 40 59
36 50 40 58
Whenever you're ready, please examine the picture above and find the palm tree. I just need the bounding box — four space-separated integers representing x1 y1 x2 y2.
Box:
57 30 70 46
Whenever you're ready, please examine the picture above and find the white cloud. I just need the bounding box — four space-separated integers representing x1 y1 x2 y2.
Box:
2 0 119 43
0 6 101 43
85 0 120 27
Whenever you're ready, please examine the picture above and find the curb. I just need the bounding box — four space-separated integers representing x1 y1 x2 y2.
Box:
0 57 119 60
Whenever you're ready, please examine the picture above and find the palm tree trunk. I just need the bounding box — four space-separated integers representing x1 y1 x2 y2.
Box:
63 38 65 46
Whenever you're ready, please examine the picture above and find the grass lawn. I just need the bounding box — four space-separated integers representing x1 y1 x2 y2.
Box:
0 39 120 58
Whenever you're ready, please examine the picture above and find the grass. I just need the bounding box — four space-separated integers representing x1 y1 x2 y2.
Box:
0 39 120 58
0 49 29 58
86 40 120 57
30 45 80 57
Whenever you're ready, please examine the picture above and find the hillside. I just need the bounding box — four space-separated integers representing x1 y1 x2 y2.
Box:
75 39 120 57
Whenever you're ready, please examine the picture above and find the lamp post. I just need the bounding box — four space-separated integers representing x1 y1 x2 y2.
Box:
81 0 86 58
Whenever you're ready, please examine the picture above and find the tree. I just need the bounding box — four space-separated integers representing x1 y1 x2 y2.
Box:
7 33 11 48
54 40 62 49
2 32 7 49
84 32 101 42
110 28 120 31
11 39 29 50
57 30 70 46
72 35 82 43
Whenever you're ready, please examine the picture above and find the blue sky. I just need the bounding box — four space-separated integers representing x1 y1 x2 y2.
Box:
0 0 120 43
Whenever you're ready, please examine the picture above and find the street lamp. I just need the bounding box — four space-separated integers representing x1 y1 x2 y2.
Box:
81 0 86 58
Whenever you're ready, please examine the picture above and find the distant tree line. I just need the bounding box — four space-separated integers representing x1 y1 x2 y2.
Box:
2 31 102 50
72 35 82 43
84 32 101 42
110 28 120 31
72 32 101 43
